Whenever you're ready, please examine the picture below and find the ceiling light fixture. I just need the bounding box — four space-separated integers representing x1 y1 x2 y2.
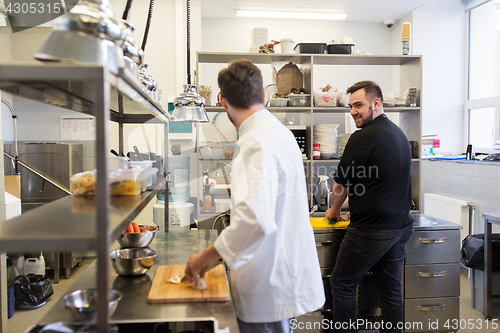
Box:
236 10 347 20
171 0 209 122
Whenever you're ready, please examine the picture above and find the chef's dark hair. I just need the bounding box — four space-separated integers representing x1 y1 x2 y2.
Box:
218 59 265 109
346 81 384 103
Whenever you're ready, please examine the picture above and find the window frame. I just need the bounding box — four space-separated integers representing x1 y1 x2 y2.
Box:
464 0 500 151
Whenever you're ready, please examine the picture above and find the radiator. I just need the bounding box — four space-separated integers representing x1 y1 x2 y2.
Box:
424 193 473 242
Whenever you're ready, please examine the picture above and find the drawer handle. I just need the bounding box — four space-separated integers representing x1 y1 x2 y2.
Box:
418 304 447 312
305 308 332 316
418 237 447 244
418 271 447 278
316 241 333 247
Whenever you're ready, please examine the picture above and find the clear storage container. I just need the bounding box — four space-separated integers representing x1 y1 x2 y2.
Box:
168 155 190 203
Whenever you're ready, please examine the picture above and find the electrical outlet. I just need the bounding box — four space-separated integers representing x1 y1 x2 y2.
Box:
171 213 181 225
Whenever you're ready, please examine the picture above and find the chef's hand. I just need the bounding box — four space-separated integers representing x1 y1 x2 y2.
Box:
325 206 340 221
184 244 221 287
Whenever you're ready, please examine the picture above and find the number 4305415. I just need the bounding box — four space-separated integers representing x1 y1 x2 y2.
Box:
6 2 61 14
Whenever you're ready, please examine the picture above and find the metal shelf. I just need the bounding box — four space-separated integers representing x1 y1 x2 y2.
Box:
0 186 162 253
313 107 420 112
0 62 170 124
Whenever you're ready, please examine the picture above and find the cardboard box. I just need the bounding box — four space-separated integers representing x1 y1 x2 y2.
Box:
276 62 303 97
4 175 20 199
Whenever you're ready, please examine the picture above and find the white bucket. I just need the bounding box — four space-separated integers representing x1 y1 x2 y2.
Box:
24 257 46 275
280 38 295 53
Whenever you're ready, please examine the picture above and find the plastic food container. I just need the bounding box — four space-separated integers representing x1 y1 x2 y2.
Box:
71 169 145 196
214 198 231 213
199 148 224 160
327 44 354 54
294 43 326 54
288 94 310 107
109 157 130 170
223 143 236 160
383 98 396 107
314 91 337 107
269 98 289 107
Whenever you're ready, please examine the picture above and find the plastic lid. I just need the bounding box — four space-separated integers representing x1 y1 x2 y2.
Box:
280 38 294 42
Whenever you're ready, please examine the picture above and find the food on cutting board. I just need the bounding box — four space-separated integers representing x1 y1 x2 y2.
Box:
167 272 208 290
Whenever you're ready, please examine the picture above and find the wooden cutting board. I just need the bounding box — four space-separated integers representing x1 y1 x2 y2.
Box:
147 264 230 303
310 217 350 229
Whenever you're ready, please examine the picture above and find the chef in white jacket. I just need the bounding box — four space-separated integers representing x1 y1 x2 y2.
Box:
185 59 325 333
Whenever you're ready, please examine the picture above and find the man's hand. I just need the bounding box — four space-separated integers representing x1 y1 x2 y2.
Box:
325 206 340 221
184 244 221 287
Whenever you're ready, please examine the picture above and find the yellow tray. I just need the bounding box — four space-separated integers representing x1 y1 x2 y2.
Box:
310 217 350 229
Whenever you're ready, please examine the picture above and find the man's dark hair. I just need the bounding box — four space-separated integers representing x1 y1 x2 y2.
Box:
346 81 384 103
217 59 264 109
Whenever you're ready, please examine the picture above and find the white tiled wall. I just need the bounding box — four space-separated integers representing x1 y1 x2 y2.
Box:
422 160 500 234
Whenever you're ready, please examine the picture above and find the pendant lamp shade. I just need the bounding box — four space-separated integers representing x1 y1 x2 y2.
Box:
172 84 209 122
171 0 209 123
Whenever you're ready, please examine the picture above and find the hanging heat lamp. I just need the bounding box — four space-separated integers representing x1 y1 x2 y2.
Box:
171 0 209 123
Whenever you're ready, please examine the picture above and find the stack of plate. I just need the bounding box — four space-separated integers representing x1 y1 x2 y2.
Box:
313 124 339 159
339 133 352 157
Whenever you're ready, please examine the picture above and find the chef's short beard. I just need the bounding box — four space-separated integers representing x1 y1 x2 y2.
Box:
358 105 374 128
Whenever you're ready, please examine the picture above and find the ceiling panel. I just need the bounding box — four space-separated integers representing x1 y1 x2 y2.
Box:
284 0 335 8
200 0 434 20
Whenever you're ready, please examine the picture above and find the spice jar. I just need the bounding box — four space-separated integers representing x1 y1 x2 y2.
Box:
313 143 321 160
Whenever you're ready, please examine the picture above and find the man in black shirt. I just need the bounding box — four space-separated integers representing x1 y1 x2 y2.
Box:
326 81 414 333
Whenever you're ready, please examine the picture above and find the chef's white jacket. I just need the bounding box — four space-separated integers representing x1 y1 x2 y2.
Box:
214 109 325 323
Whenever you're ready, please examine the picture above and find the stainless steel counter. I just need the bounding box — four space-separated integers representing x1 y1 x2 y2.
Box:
36 230 239 333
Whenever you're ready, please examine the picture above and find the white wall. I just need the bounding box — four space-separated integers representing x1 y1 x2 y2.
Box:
200 17 395 96
413 0 467 155
422 160 500 234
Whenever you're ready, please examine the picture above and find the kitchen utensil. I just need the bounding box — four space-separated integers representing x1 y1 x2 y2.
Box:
318 175 331 212
310 217 350 229
117 224 158 248
148 264 229 303
133 146 144 161
110 248 157 276
62 289 121 322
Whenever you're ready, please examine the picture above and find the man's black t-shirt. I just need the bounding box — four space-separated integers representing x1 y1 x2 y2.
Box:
334 113 414 229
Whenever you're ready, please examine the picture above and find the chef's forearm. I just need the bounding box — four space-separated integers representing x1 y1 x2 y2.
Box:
202 243 222 262
330 181 348 213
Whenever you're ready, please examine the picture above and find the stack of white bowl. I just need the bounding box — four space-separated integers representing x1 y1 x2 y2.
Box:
313 124 339 159
339 133 352 157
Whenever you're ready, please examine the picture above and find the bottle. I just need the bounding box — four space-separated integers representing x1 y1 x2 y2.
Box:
318 175 331 212
203 184 212 213
313 143 321 160
16 255 25 276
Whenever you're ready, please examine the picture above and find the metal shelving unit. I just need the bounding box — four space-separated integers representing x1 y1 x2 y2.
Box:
196 52 422 210
0 61 170 332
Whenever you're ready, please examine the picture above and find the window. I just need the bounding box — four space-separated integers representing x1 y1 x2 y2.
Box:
465 0 500 150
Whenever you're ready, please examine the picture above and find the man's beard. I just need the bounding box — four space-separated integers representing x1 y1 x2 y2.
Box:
356 105 374 128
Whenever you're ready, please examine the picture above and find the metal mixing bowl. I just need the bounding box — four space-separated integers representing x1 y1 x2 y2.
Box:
62 289 122 322
110 248 157 277
117 224 158 248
